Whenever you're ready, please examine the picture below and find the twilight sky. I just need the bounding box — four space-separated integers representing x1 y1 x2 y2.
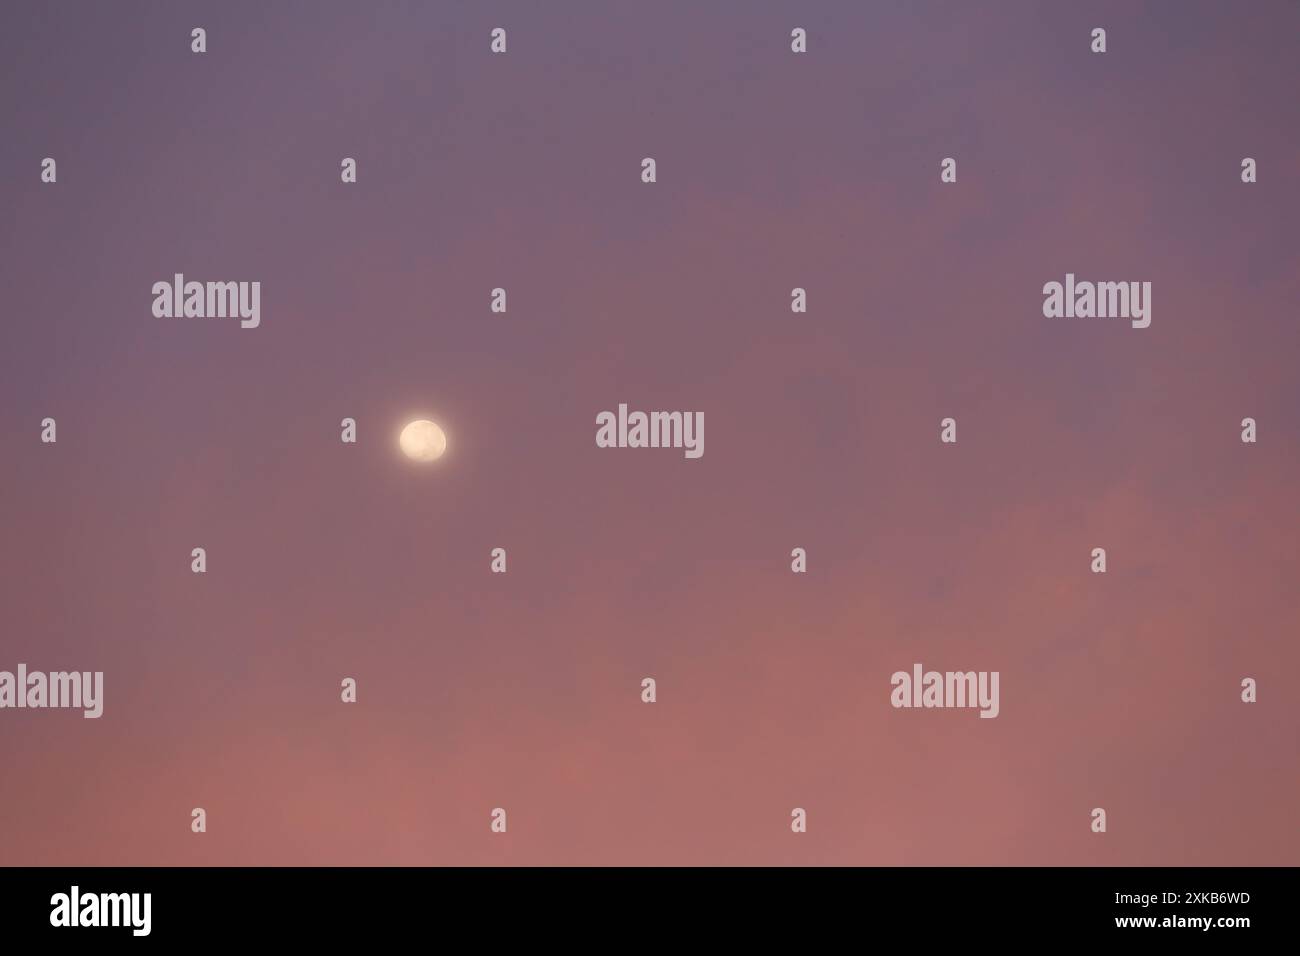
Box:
0 0 1297 865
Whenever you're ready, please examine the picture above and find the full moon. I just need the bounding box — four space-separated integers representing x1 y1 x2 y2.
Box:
399 419 447 462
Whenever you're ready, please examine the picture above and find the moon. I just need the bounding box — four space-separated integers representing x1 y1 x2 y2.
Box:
399 419 447 462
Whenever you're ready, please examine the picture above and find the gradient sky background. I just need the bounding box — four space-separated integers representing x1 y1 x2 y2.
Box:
1 0 1297 866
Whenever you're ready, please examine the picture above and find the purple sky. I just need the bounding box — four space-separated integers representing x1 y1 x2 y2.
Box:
0 0 1296 865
